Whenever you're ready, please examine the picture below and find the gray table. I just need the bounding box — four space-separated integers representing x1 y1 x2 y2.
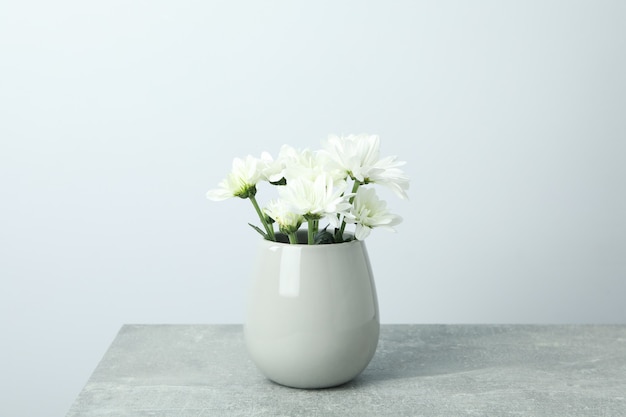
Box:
66 325 626 416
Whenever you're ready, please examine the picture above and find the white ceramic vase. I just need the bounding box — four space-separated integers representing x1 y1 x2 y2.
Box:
244 232 380 389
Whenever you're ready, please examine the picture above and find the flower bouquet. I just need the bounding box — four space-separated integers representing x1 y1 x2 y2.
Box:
207 134 409 245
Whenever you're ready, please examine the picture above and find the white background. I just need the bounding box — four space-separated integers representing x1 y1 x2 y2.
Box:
1 1 625 416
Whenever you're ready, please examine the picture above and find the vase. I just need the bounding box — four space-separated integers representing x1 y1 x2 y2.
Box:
243 231 380 389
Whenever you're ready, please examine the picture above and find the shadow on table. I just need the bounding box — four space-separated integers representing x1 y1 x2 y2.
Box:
330 325 523 388
258 325 539 390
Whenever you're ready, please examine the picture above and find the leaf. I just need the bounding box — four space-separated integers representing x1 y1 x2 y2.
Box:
248 223 268 239
314 227 335 245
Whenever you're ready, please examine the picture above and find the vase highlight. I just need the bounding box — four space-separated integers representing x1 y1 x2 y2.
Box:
244 232 380 388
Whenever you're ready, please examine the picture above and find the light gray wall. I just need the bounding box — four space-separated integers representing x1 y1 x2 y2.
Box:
1 1 625 416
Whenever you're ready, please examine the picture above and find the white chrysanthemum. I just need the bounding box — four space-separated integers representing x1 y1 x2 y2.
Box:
206 155 262 201
259 151 286 184
278 174 352 228
264 199 304 234
368 156 410 200
322 134 380 182
321 134 409 199
278 145 345 183
346 187 403 240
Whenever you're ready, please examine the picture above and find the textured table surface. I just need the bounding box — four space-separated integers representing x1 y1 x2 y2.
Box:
66 324 626 416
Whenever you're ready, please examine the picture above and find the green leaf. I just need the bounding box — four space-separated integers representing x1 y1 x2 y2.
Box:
314 227 335 244
248 223 268 239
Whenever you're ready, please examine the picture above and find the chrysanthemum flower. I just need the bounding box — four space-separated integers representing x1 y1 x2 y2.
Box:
322 134 409 199
264 199 304 235
346 187 403 240
278 173 352 228
277 145 345 184
206 155 263 201
259 151 286 184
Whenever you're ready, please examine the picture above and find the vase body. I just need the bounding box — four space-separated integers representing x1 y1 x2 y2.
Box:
244 233 380 389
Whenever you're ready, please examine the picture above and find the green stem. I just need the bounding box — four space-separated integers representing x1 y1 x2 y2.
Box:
307 217 318 245
288 232 298 244
249 195 275 241
337 180 362 241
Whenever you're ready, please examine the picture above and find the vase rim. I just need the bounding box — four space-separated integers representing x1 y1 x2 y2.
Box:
261 230 360 246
